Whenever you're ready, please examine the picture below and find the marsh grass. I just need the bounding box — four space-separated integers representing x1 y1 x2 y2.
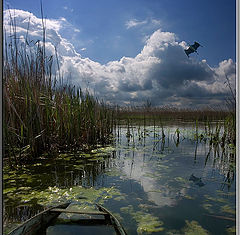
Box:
115 97 236 148
3 12 115 165
116 105 231 124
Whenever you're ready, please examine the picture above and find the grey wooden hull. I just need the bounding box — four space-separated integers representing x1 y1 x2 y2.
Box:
7 203 127 235
8 203 70 235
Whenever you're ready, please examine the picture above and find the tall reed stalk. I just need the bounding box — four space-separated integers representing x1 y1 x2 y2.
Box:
3 11 115 164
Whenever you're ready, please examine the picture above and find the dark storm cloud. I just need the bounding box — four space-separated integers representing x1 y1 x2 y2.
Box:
148 44 215 89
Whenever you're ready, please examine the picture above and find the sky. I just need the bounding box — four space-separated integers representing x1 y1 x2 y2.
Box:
3 0 236 108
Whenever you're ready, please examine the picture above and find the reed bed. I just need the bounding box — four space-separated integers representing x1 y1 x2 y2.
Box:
117 105 235 150
115 101 236 147
3 15 115 165
116 105 231 123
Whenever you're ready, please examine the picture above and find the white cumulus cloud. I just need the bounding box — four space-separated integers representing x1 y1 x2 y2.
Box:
3 9 236 108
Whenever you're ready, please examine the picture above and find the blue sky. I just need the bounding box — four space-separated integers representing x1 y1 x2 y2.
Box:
4 0 236 66
3 0 236 107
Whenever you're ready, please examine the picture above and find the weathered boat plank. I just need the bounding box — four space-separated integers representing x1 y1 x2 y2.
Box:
97 204 127 235
8 203 70 235
50 208 108 215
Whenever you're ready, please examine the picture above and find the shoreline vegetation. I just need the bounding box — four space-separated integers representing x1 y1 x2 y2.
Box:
3 11 236 167
3 12 116 165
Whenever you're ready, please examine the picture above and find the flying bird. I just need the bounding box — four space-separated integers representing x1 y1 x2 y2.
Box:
184 41 202 57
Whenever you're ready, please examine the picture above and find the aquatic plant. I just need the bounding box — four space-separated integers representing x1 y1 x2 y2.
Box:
120 205 164 234
5 184 123 207
226 226 236 235
182 220 210 235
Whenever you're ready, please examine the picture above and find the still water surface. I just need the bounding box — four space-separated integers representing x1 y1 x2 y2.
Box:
3 124 236 234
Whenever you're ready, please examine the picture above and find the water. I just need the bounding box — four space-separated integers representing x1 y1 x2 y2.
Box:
3 124 236 234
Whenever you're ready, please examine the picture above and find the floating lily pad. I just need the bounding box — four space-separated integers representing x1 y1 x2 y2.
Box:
33 163 42 166
114 195 126 201
182 220 210 235
216 191 235 197
202 203 213 213
147 189 162 193
156 164 169 169
174 177 187 183
73 165 84 170
3 187 17 194
58 153 74 161
120 205 164 234
18 187 32 191
88 156 104 161
183 195 195 200
204 195 227 204
221 205 235 215
18 174 29 179
226 226 236 235
91 146 115 154
143 172 158 178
